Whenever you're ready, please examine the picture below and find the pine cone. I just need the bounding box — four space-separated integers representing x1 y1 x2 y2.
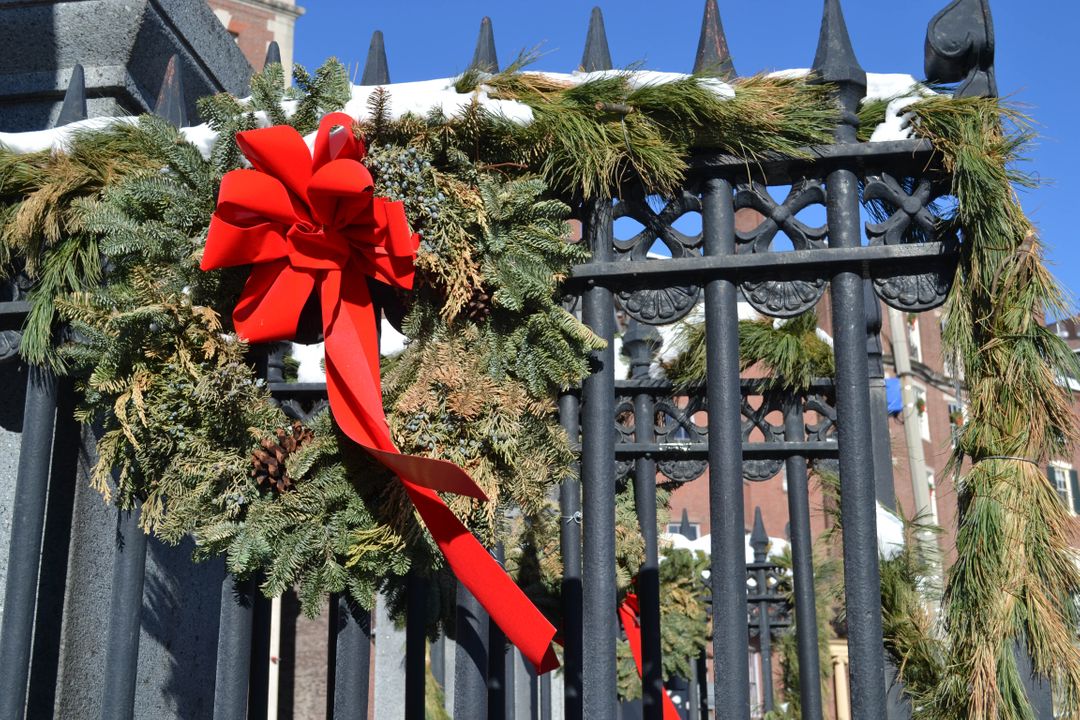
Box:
466 286 493 322
251 421 315 493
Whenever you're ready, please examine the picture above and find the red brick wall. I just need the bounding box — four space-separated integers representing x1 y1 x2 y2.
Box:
208 0 277 70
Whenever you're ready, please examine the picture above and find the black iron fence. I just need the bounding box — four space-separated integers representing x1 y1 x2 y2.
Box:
0 1 1022 719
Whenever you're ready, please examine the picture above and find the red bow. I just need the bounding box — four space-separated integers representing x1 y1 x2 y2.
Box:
201 112 559 673
618 594 681 719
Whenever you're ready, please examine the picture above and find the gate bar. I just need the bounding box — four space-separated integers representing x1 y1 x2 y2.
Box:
811 1 890 712
579 197 618 719
626 320 665 719
0 366 58 720
784 398 825 720
558 392 583 720
100 502 149 720
213 573 256 719
454 583 490 718
702 176 751 720
405 573 427 720
329 593 372 719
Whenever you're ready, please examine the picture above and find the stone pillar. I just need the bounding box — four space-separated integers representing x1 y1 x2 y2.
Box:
0 0 252 131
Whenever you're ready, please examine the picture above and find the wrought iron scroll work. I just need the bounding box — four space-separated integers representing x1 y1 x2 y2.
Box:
864 173 958 311
741 392 785 481
655 395 708 484
612 188 703 325
735 179 829 318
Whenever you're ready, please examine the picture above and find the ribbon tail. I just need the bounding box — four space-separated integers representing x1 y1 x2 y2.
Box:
402 479 560 674
618 595 681 720
320 268 559 672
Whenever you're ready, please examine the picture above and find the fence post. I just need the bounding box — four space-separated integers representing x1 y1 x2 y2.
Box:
702 173 751 720
812 2 889 718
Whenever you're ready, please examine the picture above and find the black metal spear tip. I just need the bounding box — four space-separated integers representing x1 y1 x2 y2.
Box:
361 30 391 85
693 0 735 80
749 506 770 563
154 54 187 128
55 63 87 127
468 17 499 74
580 6 613 72
809 0 866 90
925 0 997 98
263 40 282 70
678 508 693 538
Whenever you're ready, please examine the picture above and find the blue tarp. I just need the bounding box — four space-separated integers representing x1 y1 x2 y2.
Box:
885 377 903 414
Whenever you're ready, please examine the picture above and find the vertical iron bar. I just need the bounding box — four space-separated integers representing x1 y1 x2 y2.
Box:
405 573 428 720
579 197 617 719
864 281 897 510
827 82 889 720
454 583 490 718
214 574 256 720
100 503 149 720
696 652 709 718
784 397 824 720
540 671 552 720
702 176 751 720
558 392 583 720
626 321 664 719
329 593 372 719
0 366 57 720
27 379 79 716
505 645 517 720
489 543 509 720
432 633 446 693
248 591 272 719
756 577 774 713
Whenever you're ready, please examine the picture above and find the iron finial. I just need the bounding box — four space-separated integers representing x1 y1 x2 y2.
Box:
810 0 866 90
621 319 662 380
925 0 997 97
693 0 735 80
580 7 613 72
263 40 282 70
678 508 693 538
55 63 87 127
469 17 499 73
153 54 187 128
361 30 391 85
750 507 769 562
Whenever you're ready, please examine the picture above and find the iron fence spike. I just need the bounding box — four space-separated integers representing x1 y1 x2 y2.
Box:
810 0 866 89
153 54 187 128
469 17 499 73
55 63 87 127
580 7 613 72
679 508 693 537
263 41 281 70
750 506 769 560
361 30 391 85
693 0 736 79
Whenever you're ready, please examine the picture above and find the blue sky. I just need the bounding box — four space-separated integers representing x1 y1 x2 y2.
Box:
294 1 1080 311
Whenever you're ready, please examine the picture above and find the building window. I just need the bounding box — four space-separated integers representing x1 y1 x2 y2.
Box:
926 469 939 524
667 522 700 540
946 398 963 448
907 316 923 363
913 384 930 442
1048 463 1079 515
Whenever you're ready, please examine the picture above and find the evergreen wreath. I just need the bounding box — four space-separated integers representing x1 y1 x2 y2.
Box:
0 53 1077 715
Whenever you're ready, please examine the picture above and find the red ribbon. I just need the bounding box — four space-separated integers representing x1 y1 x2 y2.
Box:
201 113 559 673
618 594 680 719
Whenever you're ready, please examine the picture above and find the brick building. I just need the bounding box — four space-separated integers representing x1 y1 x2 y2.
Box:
208 0 304 76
